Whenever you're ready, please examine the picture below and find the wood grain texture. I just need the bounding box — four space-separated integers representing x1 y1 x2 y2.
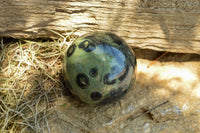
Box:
0 0 200 54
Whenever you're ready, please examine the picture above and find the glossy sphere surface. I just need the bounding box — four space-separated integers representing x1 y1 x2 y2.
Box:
63 32 137 104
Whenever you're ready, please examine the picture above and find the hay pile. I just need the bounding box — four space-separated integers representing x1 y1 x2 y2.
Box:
0 34 75 132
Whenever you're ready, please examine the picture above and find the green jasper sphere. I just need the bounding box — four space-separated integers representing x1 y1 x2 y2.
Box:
63 32 137 104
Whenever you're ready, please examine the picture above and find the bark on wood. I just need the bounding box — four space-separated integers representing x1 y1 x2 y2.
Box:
0 0 200 54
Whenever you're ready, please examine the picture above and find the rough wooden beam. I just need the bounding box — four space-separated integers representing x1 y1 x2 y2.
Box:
0 0 200 54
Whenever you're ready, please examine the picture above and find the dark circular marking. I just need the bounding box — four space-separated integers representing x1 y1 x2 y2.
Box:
85 43 96 52
99 87 128 104
107 33 124 45
76 73 89 89
89 67 98 77
103 73 116 85
67 44 76 57
118 65 129 81
78 40 96 52
91 92 102 101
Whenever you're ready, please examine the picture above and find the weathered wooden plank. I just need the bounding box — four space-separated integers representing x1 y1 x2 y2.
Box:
0 0 200 54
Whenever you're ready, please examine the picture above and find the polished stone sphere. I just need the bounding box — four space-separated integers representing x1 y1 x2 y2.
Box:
63 32 137 104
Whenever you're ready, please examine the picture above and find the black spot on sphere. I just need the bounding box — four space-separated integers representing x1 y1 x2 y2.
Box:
118 65 129 81
107 33 124 45
89 67 98 77
76 73 90 89
99 87 128 104
78 40 96 52
91 92 102 101
85 43 96 52
67 44 76 57
103 73 116 85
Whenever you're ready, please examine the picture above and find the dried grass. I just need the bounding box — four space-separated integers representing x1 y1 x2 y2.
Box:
0 32 77 132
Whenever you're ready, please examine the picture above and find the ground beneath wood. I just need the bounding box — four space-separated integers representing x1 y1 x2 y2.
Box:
1 40 200 133
50 49 200 133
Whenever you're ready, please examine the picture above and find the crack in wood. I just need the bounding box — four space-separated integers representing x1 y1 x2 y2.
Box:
78 23 98 26
55 8 87 14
